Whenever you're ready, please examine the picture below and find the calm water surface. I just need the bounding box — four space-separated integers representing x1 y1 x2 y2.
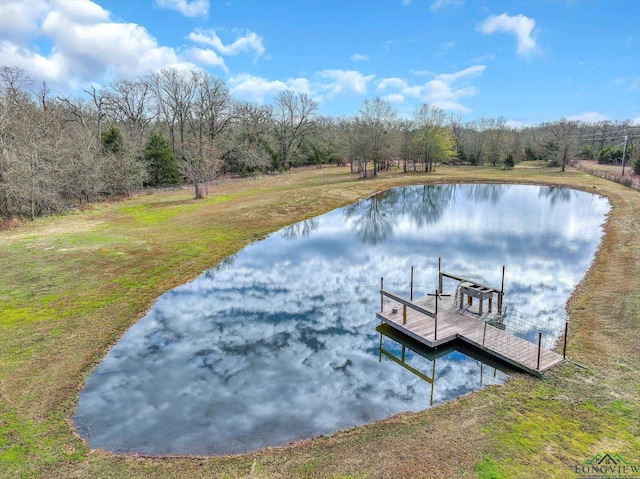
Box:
73 184 609 455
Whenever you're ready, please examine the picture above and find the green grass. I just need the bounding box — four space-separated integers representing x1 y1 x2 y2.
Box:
1 164 639 478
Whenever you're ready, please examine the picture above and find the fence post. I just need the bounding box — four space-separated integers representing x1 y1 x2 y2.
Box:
537 329 543 370
380 277 384 312
563 321 569 359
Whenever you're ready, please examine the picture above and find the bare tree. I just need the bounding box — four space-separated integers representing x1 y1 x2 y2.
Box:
358 97 396 177
0 93 66 219
545 119 579 171
272 90 318 170
484 117 508 166
395 119 415 172
182 136 221 198
224 101 274 174
104 79 155 147
84 85 107 142
57 95 89 129
461 118 492 165
150 68 196 154
0 66 33 109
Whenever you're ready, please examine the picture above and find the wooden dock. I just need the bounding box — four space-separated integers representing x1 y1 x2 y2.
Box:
376 272 566 376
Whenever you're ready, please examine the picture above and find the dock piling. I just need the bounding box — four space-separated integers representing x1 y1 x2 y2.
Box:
380 277 384 312
498 265 505 314
482 321 487 346
563 321 568 359
434 289 438 341
537 329 543 370
410 266 414 301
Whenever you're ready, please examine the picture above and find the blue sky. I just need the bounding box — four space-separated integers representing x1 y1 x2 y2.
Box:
1 0 639 125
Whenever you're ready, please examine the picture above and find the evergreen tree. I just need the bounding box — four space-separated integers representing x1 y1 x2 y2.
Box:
503 154 515 169
101 125 124 154
143 131 182 186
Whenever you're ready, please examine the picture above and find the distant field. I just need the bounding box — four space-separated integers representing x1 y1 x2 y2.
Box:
1 164 638 479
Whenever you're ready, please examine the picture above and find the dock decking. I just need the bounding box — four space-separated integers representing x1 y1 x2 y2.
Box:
376 284 565 376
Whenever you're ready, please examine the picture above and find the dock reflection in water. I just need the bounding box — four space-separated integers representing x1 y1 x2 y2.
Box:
376 324 513 407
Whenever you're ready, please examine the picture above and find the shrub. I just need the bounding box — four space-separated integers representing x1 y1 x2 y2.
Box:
503 154 514 169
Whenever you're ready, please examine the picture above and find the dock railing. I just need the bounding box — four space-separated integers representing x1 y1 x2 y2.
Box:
380 277 440 338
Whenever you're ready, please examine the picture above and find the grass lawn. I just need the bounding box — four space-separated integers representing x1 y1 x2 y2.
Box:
1 165 639 478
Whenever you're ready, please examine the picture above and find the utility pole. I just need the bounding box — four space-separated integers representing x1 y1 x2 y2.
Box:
621 132 629 176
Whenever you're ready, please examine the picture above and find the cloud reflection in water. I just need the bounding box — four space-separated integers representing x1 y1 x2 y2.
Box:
73 184 609 455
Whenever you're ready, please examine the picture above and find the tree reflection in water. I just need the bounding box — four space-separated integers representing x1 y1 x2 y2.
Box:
343 184 459 242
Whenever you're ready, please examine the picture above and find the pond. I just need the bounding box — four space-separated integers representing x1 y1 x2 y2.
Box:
73 184 609 456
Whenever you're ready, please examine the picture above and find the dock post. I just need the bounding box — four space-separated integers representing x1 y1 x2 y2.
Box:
380 277 384 312
410 266 414 301
482 321 487 346
438 257 442 293
563 321 569 359
434 289 438 341
403 304 407 325
498 265 505 314
536 329 542 370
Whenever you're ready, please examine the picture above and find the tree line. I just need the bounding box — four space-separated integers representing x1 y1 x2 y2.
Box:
1 65 638 220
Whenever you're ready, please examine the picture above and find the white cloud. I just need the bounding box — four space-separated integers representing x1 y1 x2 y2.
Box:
155 0 209 18
39 7 185 82
0 40 64 84
228 74 310 103
188 47 227 71
229 70 374 105
350 53 369 62
567 112 608 123
188 28 265 57
286 77 313 95
384 93 405 103
54 0 110 22
377 77 421 98
430 0 464 11
377 65 486 112
632 116 640 126
436 65 486 82
0 0 50 43
0 0 207 90
477 13 537 57
228 74 288 103
317 70 375 96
